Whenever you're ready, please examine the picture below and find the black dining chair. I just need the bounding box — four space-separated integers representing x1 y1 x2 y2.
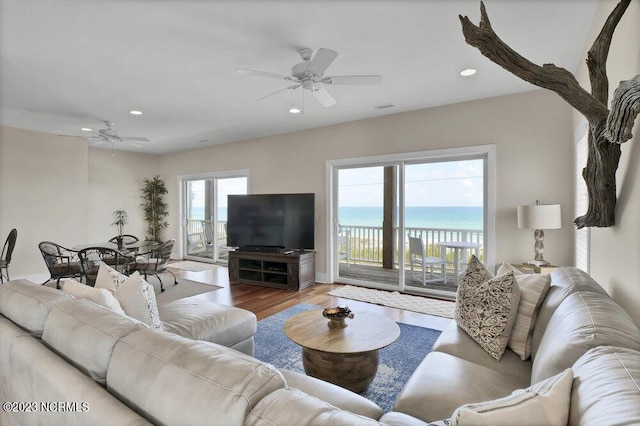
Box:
109 234 139 245
0 229 17 284
39 241 83 289
128 239 177 292
78 246 130 287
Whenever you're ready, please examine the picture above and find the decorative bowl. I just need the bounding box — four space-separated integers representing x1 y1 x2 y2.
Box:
322 306 354 329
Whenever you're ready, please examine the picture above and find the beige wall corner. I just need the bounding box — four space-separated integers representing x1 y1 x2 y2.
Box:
574 0 640 324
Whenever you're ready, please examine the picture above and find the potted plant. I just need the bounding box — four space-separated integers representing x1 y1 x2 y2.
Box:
111 209 128 248
140 174 169 241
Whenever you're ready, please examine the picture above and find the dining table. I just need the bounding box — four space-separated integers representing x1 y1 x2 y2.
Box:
439 241 483 284
72 240 162 254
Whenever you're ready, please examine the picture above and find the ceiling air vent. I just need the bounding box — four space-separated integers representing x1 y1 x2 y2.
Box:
374 103 394 110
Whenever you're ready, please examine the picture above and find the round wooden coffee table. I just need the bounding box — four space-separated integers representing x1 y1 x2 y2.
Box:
284 309 400 393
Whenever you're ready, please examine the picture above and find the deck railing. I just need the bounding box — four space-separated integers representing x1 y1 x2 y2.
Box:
340 224 483 266
186 220 483 267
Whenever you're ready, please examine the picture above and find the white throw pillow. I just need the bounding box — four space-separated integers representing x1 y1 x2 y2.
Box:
94 262 129 292
497 261 551 360
451 368 574 425
62 278 126 316
455 256 520 361
113 271 163 329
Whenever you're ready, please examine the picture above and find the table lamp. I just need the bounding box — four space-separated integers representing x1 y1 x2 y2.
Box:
517 200 561 266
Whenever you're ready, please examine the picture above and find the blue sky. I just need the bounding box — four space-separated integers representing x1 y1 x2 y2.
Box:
338 159 483 207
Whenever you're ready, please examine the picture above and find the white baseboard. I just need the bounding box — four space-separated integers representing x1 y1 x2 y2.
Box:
314 272 329 284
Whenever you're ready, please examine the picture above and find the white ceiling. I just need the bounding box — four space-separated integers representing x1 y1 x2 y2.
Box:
0 0 598 154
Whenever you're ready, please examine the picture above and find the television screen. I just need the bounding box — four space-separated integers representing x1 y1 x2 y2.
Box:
227 193 315 250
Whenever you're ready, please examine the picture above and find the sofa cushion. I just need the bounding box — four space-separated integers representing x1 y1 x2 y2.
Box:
451 368 573 425
42 299 146 384
570 346 640 425
278 368 383 420
431 321 531 377
112 272 163 330
393 351 531 422
531 291 640 384
531 267 607 359
379 412 449 426
107 328 286 426
62 278 126 315
10 334 152 426
246 388 383 426
158 296 256 348
455 256 520 361
496 262 550 360
0 280 74 337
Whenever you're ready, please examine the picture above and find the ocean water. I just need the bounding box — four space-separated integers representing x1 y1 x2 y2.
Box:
189 206 483 230
339 206 483 230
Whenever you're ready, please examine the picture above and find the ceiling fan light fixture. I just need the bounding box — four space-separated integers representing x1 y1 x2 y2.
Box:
129 110 143 115
460 68 477 77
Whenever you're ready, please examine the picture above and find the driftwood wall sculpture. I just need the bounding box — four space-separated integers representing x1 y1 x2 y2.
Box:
459 0 640 228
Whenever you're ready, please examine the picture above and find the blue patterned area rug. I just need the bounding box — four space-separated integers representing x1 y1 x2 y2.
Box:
253 303 441 413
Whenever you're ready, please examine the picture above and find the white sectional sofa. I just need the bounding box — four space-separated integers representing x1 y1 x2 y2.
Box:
1 266 639 425
387 267 640 425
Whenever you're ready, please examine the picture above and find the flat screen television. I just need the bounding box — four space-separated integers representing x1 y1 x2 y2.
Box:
227 193 315 251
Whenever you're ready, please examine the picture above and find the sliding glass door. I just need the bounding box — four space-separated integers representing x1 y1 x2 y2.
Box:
403 159 484 298
336 165 399 287
182 173 247 264
329 147 492 299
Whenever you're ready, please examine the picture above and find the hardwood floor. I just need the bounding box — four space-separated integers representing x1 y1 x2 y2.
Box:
168 262 452 331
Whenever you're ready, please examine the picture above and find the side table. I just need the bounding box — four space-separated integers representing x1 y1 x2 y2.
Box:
284 309 400 393
515 263 558 274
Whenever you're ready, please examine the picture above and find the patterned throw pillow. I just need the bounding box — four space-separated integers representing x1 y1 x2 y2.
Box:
94 262 129 292
451 368 573 425
497 262 551 360
113 271 163 330
455 256 520 361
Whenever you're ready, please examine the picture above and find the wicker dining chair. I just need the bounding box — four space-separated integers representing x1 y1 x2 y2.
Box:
0 228 17 283
128 239 177 292
108 234 139 245
39 241 83 289
78 246 130 287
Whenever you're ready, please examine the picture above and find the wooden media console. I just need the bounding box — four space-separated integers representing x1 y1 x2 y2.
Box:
228 250 315 291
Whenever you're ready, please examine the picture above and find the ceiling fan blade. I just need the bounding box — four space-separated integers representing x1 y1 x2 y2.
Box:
89 137 106 146
237 69 291 80
307 48 338 74
121 137 150 143
323 75 383 85
257 84 301 102
311 86 336 107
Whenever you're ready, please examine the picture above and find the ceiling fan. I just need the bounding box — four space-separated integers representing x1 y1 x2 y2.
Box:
87 120 150 146
237 47 382 107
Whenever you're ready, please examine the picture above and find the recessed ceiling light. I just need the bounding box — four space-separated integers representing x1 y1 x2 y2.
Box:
129 110 143 115
460 68 477 77
289 108 301 114
81 128 92 132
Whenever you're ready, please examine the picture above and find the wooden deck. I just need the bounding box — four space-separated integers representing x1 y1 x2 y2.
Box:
338 262 458 299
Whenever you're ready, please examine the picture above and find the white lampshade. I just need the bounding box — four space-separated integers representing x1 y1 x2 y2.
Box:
517 204 561 230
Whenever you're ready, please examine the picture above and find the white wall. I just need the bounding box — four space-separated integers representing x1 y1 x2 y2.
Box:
159 89 575 278
574 0 640 323
0 127 160 281
0 126 89 279
87 148 160 242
